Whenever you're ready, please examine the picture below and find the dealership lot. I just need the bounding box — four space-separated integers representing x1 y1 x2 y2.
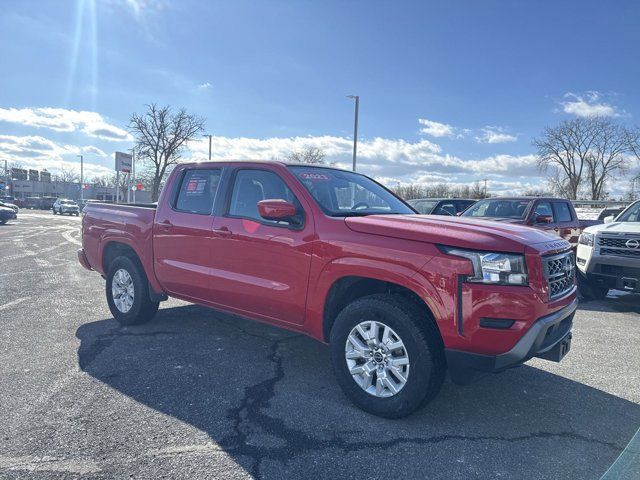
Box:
0 212 638 479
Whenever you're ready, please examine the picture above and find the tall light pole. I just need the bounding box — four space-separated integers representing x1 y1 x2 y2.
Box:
205 134 212 160
77 155 84 201
347 95 359 171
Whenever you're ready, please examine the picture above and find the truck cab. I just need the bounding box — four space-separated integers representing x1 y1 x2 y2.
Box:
462 197 588 247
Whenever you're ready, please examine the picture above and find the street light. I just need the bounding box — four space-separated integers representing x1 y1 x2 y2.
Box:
205 134 212 161
346 95 359 172
77 155 84 201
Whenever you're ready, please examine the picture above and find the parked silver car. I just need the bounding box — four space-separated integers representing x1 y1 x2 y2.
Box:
52 198 80 216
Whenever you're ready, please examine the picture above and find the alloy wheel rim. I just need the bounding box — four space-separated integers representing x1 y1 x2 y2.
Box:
345 320 410 398
112 269 134 313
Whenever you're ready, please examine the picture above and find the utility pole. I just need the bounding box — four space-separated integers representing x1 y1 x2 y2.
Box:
131 149 136 204
205 134 212 161
78 155 84 202
483 178 488 198
347 95 359 171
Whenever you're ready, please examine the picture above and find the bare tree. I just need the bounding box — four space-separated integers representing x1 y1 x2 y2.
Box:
284 146 326 164
584 118 636 200
129 104 205 201
392 183 426 200
533 117 638 200
57 167 80 183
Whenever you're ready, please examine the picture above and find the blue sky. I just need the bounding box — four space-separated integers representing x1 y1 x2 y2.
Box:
1 0 639 194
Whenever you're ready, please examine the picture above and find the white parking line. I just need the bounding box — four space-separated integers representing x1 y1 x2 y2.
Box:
0 297 29 311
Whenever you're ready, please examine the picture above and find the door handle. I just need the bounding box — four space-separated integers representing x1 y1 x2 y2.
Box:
158 220 173 231
212 226 232 237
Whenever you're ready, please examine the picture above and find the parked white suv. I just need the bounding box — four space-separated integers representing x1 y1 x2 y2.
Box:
52 198 80 216
576 200 640 299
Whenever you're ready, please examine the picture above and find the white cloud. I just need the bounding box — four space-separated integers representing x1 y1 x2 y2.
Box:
476 127 517 144
197 82 212 90
0 135 112 178
418 118 455 138
561 92 620 118
185 134 540 190
0 107 132 141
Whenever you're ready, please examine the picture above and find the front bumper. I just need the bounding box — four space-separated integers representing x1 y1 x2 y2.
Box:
77 248 92 271
445 298 578 384
577 243 640 292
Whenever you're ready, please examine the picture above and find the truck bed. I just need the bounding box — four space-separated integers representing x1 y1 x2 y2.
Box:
81 203 158 282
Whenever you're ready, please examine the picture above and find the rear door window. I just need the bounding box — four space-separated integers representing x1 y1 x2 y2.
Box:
553 202 573 222
175 169 221 215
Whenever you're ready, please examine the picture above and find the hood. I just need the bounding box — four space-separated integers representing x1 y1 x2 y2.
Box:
345 214 569 254
584 221 640 235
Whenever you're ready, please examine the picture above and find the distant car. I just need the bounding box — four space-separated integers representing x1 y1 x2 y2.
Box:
0 200 19 213
39 196 58 210
408 198 477 216
53 198 80 216
24 197 41 209
0 205 17 224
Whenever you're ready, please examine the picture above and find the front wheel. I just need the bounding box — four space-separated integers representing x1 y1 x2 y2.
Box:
330 294 446 418
106 256 159 325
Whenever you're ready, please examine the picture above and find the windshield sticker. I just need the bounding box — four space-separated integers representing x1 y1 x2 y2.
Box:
299 172 330 181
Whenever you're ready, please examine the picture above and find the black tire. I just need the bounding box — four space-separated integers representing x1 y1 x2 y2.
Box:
106 255 159 326
577 272 608 301
0 219 6 225
330 294 446 418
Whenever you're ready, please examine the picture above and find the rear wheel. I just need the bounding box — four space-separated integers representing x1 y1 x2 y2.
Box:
106 255 159 325
330 294 445 418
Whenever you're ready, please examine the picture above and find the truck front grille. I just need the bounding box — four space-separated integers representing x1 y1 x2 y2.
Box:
543 251 575 300
598 235 640 258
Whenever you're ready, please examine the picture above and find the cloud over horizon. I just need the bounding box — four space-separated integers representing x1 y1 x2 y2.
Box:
0 107 133 142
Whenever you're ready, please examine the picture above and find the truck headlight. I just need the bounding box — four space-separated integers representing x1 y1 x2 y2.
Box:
578 232 594 246
442 247 529 286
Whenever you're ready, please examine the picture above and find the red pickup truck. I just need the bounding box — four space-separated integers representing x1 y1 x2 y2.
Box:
78 161 577 418
461 197 599 248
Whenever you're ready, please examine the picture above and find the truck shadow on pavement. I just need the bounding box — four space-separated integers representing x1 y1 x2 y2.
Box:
578 291 640 314
76 304 640 479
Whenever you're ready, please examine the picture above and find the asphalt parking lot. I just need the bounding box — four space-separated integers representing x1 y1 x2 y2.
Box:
1 212 639 479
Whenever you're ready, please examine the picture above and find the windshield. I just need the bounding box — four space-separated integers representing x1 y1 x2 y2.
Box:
408 200 438 214
617 202 640 222
289 166 414 216
463 199 532 219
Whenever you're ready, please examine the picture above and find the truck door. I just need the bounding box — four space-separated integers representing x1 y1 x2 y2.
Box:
208 167 314 326
153 167 222 301
553 201 578 245
531 200 557 236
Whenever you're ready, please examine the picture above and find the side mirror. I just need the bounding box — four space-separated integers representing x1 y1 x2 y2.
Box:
535 214 553 224
604 215 615 224
258 199 297 221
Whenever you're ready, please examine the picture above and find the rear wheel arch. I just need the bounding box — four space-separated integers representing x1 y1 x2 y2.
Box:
102 241 141 274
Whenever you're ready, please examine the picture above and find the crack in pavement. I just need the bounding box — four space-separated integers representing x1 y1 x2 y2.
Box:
219 336 624 479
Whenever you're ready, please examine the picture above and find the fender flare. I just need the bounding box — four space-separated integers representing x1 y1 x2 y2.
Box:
306 256 445 342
